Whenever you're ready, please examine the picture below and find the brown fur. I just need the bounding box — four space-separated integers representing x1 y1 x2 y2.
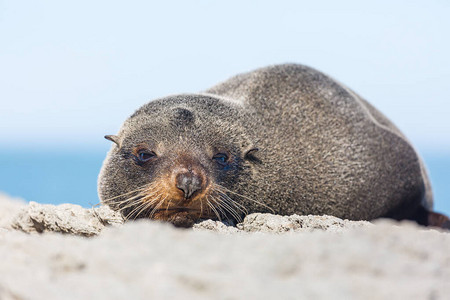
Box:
98 64 447 227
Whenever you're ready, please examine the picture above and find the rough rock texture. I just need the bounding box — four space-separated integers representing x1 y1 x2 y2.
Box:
10 201 123 236
6 201 371 236
0 193 26 230
1 194 449 299
237 213 372 232
1 219 449 300
193 213 372 233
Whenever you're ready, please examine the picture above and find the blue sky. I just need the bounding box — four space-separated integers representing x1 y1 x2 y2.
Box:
0 0 449 154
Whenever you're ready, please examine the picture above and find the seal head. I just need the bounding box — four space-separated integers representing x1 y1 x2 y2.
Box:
98 95 260 227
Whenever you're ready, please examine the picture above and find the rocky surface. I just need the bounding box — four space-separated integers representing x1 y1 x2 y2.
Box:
6 200 371 236
0 193 26 230
10 201 123 236
1 194 449 299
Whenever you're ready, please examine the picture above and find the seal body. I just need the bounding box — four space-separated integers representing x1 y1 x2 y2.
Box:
99 64 444 227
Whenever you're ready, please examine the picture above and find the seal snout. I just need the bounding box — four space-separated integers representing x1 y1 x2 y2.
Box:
175 168 204 199
175 169 203 200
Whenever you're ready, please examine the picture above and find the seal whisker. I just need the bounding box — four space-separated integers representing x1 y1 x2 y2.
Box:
206 196 222 221
106 194 145 216
219 196 244 222
104 184 160 212
129 200 155 221
214 184 275 213
115 196 145 212
105 195 142 213
113 191 148 207
165 198 173 213
217 192 249 215
199 197 204 218
134 190 161 206
101 185 149 204
125 199 149 221
116 197 144 214
149 196 167 219
136 191 167 220
124 189 163 220
117 185 163 213
114 188 161 212
219 198 244 222
209 196 228 220
210 194 242 222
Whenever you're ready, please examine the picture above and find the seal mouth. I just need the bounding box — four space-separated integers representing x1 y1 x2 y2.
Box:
153 207 200 213
150 203 211 228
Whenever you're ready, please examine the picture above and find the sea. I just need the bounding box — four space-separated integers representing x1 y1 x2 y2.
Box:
0 149 449 216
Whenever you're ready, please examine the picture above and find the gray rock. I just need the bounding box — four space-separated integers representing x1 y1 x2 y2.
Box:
6 201 371 236
10 202 123 236
236 213 372 233
0 193 27 230
0 219 449 300
1 196 449 299
193 213 372 233
193 219 241 233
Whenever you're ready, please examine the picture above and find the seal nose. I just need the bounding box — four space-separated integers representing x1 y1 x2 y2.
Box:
176 172 202 199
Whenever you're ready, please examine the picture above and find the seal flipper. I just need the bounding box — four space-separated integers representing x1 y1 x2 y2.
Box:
426 211 450 229
411 206 450 229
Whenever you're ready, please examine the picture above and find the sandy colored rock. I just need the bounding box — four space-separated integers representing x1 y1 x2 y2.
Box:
193 219 241 233
193 213 372 233
10 201 123 236
236 213 372 233
0 219 449 300
0 193 27 230
1 195 449 299
6 201 371 236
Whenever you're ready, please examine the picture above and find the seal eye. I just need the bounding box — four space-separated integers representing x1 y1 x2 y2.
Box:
212 153 229 165
137 150 156 163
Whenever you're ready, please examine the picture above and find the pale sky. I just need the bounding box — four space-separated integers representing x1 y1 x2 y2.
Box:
1 0 449 153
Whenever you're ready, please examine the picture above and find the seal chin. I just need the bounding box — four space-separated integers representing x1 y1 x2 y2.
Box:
167 212 197 228
152 207 210 228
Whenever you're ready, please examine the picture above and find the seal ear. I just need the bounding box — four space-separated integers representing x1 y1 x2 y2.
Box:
244 148 261 163
105 135 120 146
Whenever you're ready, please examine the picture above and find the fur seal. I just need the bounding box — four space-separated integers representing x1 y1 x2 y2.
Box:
98 64 449 228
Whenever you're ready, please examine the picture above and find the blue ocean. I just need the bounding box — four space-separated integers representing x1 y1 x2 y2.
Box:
1 150 449 216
